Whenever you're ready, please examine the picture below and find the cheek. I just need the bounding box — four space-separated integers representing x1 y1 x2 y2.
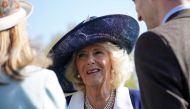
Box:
136 4 142 14
102 58 112 72
135 1 144 14
76 61 84 74
137 5 146 21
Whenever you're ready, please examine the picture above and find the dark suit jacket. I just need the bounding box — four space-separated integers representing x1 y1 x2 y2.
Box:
135 9 190 109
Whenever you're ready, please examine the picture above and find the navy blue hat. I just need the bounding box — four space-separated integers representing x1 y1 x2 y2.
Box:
48 14 139 93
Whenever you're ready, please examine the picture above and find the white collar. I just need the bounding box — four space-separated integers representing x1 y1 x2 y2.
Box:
162 4 190 24
0 65 42 83
67 86 133 109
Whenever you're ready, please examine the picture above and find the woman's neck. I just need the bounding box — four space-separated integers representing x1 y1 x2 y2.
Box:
85 84 112 109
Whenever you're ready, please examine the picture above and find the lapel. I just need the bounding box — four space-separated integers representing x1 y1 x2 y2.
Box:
113 87 134 109
67 86 134 109
67 91 84 109
166 9 190 22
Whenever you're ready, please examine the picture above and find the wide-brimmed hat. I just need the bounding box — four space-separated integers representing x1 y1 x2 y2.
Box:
0 0 33 31
48 14 139 93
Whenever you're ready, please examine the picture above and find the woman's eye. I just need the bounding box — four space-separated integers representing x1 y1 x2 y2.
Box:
77 53 86 58
94 51 103 55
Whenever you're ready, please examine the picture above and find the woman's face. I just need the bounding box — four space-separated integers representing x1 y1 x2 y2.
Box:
75 43 112 87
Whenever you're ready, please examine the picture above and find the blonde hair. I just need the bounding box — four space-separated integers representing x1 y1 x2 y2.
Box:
0 22 52 80
65 42 134 91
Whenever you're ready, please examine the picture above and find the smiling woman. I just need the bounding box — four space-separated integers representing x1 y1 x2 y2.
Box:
48 14 141 109
66 42 132 92
75 43 112 88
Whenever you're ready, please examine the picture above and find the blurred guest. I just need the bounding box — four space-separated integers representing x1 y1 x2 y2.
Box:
49 14 141 109
0 0 66 109
133 0 190 109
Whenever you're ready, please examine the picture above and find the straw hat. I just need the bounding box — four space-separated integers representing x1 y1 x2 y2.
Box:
48 14 139 93
0 0 33 31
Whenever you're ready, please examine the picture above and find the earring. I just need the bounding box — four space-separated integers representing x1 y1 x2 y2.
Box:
77 74 81 78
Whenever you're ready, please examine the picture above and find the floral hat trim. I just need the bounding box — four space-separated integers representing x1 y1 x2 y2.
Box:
0 0 33 31
0 0 20 18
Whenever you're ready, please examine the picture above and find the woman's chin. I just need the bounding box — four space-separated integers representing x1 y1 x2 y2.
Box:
85 78 103 87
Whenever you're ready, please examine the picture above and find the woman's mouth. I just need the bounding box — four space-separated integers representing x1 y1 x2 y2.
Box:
87 69 100 74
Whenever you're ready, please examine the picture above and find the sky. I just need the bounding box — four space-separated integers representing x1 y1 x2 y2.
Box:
27 0 147 49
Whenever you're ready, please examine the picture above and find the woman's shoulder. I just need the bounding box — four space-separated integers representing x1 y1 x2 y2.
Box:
16 65 59 86
66 91 84 109
66 91 83 105
116 87 142 109
19 65 55 77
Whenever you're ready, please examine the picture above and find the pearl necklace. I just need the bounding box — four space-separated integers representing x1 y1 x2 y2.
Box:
85 90 116 109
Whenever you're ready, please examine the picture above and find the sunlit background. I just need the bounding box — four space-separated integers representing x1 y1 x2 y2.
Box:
27 0 147 89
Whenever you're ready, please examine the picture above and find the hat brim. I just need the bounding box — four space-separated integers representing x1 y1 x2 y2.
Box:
0 1 33 31
49 14 139 93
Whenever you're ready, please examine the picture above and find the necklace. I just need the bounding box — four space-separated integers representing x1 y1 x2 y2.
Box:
85 90 116 109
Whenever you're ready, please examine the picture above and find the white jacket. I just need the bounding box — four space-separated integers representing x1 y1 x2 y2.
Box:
68 86 133 109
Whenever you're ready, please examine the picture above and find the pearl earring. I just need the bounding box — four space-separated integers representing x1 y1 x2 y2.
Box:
77 74 81 78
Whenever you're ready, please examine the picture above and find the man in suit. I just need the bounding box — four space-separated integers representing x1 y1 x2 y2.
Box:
133 0 190 109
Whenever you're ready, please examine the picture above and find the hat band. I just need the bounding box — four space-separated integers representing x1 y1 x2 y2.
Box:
0 8 26 31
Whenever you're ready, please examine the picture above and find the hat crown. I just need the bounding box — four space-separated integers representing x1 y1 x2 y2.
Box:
0 0 20 18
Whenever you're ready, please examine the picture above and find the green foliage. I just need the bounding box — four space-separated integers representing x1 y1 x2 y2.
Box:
125 79 139 89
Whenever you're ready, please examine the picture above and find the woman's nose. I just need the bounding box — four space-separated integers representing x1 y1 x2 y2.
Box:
87 55 95 65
